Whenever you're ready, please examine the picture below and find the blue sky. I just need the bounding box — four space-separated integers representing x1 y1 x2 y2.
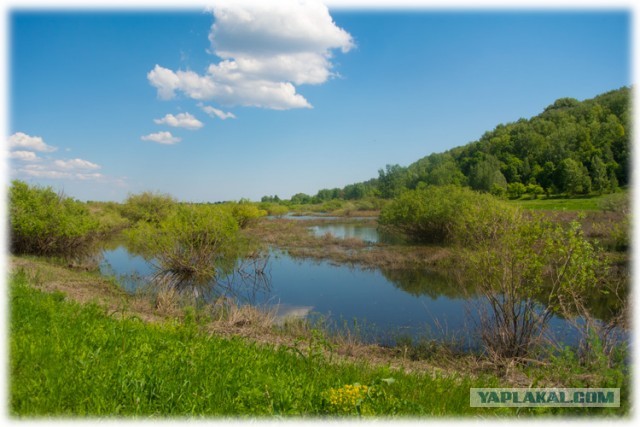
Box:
8 2 631 202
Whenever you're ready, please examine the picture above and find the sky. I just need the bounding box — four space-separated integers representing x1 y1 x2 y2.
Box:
6 1 632 202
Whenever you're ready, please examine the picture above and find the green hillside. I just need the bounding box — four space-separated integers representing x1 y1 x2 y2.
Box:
271 87 630 204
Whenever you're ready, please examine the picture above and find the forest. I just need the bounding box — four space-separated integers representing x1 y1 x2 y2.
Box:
263 87 630 204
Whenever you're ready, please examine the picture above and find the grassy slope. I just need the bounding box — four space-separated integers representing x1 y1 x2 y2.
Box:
10 268 628 418
9 269 492 417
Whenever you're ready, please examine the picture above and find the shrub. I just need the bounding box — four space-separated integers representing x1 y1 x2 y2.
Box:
464 218 608 361
86 201 129 234
259 203 289 218
9 180 100 257
120 191 176 225
507 182 527 199
125 204 242 290
378 185 520 245
228 202 268 228
598 191 629 215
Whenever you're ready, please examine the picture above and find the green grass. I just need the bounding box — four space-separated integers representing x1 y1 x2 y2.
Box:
509 195 604 211
9 269 627 418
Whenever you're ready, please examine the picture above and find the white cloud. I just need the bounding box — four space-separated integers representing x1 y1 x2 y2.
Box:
148 0 353 110
54 158 101 170
76 173 105 181
19 167 72 179
198 103 237 120
154 112 204 130
141 131 182 145
8 133 116 184
8 132 57 152
9 150 39 161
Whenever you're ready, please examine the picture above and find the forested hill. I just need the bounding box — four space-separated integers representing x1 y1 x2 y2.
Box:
267 87 630 204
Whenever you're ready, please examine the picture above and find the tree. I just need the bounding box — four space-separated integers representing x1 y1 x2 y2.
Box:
377 164 409 199
558 159 591 195
590 155 609 194
507 182 527 199
290 193 312 205
468 155 507 193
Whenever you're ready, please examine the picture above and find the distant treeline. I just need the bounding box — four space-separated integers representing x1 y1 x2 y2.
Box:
263 87 630 204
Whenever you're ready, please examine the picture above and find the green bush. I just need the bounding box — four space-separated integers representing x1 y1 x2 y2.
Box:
378 185 520 245
120 191 176 225
125 204 242 288
228 202 267 228
9 180 100 257
86 201 129 234
260 203 289 218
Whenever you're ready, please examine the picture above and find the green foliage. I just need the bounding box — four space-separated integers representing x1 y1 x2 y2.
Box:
598 191 629 215
228 202 267 228
120 191 176 225
259 203 289 217
463 215 610 360
468 155 507 193
378 185 519 245
557 158 592 195
377 164 409 199
9 180 100 257
507 182 527 199
86 201 129 234
125 204 242 287
290 193 313 205
264 87 629 203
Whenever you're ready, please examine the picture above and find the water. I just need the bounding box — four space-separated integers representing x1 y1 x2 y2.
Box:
267 213 371 221
98 244 598 346
309 223 381 243
309 223 404 245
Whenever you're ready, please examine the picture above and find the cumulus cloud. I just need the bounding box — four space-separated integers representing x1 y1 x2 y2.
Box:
9 150 39 161
198 103 237 120
154 112 204 130
148 0 353 110
8 132 118 184
8 132 57 152
141 131 182 145
16 157 104 181
54 158 101 170
19 166 72 179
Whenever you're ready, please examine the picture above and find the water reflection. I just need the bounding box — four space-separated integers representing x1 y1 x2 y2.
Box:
381 268 475 299
97 241 626 347
309 223 405 244
99 244 485 342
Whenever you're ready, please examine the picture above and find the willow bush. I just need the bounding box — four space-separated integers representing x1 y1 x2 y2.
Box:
378 185 521 245
125 204 244 290
9 180 100 257
120 191 177 225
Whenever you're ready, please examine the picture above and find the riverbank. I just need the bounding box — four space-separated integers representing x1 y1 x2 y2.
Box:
8 255 630 417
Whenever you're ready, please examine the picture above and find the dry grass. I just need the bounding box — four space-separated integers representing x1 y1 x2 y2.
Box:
244 218 453 271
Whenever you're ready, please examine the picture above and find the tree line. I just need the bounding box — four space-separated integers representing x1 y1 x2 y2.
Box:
264 86 630 204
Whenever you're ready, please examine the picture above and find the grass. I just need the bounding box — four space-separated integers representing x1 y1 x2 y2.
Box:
8 269 488 417
509 194 608 211
9 268 630 417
